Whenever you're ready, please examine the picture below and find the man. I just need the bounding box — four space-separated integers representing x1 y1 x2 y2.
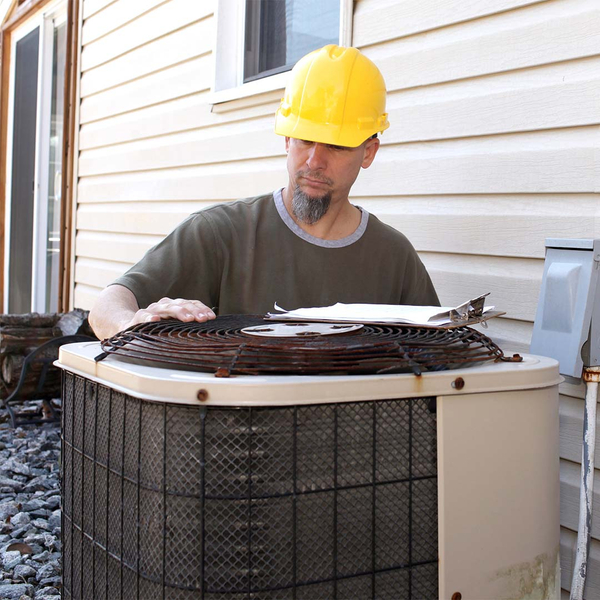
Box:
89 45 438 340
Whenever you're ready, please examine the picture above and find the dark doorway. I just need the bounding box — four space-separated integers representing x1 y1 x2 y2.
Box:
8 26 39 313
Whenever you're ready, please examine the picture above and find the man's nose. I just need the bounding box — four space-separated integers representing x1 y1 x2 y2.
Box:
306 143 327 170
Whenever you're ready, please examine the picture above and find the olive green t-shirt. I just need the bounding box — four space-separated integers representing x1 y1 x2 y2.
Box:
113 191 439 314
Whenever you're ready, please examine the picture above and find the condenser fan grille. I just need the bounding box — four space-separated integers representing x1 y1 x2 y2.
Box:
97 315 509 376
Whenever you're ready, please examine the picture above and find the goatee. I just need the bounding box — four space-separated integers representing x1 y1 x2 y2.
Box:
292 186 332 225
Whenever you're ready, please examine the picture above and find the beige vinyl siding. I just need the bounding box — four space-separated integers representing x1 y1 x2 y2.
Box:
74 0 288 309
351 1 600 595
73 1 598 593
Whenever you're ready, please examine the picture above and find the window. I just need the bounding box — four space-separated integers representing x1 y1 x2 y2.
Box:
4 0 67 312
244 0 339 83
212 0 351 104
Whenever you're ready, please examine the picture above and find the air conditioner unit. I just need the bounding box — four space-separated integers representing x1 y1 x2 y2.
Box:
57 332 560 600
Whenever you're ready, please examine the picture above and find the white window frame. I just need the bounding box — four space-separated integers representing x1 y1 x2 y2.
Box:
210 0 353 106
33 5 67 313
3 0 66 313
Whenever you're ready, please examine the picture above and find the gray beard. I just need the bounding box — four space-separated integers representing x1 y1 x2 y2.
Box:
292 186 332 225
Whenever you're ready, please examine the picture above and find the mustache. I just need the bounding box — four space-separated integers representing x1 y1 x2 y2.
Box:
296 170 333 186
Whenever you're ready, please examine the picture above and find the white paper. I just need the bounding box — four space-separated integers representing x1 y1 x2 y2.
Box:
268 301 495 326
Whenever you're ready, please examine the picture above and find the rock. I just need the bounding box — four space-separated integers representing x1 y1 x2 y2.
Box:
22 534 45 545
31 551 49 563
34 563 57 581
37 575 60 586
2 550 22 570
12 564 35 579
0 477 23 492
4 461 30 477
0 583 34 599
34 588 59 599
29 520 48 532
21 500 45 513
41 535 56 551
0 414 61 599
9 527 29 540
0 502 19 521
26 510 49 520
46 512 59 531
42 497 59 510
1 522 13 534
10 513 30 528
21 480 47 494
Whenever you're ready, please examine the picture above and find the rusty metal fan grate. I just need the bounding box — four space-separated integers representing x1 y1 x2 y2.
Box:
96 315 514 376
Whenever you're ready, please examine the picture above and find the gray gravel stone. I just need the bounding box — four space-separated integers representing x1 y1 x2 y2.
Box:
23 497 46 512
34 588 59 598
38 575 60 586
35 563 58 580
29 520 48 532
12 563 36 579
21 499 45 513
2 550 22 569
5 460 30 477
46 512 59 531
43 497 59 510
0 478 22 490
0 501 19 521
10 513 30 528
9 526 29 539
31 551 49 562
0 583 34 598
0 412 61 598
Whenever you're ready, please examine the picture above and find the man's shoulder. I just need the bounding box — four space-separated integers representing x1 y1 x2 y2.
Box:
191 193 274 223
365 212 414 250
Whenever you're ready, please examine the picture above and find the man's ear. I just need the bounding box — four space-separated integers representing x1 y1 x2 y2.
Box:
361 137 380 169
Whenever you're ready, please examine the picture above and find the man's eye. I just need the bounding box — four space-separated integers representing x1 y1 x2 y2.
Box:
327 144 348 151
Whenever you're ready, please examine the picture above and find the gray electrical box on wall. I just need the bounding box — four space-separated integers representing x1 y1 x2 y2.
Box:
530 239 600 378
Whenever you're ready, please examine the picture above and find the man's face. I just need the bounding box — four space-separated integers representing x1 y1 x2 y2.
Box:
285 136 380 223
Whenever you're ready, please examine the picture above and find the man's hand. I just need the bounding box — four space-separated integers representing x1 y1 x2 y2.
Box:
89 286 216 341
126 297 216 328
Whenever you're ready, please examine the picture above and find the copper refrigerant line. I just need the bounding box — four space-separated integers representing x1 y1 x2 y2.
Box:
95 315 520 377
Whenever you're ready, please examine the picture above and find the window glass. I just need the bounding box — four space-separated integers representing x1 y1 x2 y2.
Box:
45 20 67 312
244 0 339 82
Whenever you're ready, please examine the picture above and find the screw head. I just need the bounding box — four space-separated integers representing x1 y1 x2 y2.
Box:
451 377 465 390
196 389 209 402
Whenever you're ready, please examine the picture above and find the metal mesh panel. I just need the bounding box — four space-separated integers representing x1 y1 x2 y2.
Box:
62 371 438 599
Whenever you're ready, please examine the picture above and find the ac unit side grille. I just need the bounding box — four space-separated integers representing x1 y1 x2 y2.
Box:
61 371 439 599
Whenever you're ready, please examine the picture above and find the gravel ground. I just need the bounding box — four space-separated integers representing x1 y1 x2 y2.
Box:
0 404 61 600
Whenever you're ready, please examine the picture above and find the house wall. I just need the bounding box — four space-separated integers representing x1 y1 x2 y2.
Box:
74 0 600 595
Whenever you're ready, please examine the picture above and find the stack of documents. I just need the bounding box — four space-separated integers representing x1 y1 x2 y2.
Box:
266 294 503 328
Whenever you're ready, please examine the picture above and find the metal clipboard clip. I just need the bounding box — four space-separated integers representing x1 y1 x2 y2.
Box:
448 293 491 324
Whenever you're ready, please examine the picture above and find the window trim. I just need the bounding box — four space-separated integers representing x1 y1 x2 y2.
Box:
3 0 67 313
210 0 353 106
0 0 78 312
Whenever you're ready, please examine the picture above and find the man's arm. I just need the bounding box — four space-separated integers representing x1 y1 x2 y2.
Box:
88 284 216 340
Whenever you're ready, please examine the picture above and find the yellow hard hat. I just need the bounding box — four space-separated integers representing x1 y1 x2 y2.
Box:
275 45 389 148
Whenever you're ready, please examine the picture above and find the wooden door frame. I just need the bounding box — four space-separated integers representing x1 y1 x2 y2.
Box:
0 0 79 312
